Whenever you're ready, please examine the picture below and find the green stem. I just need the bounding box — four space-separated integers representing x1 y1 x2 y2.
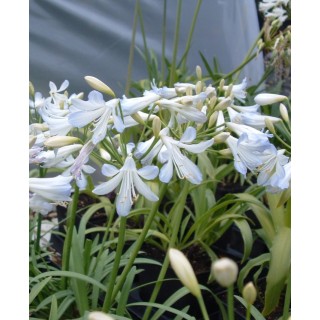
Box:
61 184 80 289
282 270 291 320
35 213 42 253
110 183 167 302
125 0 140 96
234 27 265 82
246 303 251 320
102 216 127 312
142 181 190 320
180 0 202 72
169 0 182 86
161 0 167 82
227 285 235 320
197 295 210 320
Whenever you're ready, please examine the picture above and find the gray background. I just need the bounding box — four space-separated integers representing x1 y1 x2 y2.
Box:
29 0 264 96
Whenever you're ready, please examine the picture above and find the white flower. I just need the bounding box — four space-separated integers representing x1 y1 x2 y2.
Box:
29 194 55 216
69 91 124 144
224 78 247 103
122 111 156 128
149 80 177 99
49 80 69 105
135 127 214 184
93 155 159 216
31 218 58 247
40 144 83 168
227 107 281 129
29 175 73 202
120 92 161 116
29 92 46 110
226 122 272 141
40 110 73 136
225 134 274 176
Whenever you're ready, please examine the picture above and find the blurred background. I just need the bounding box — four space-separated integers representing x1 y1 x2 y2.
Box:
29 0 264 96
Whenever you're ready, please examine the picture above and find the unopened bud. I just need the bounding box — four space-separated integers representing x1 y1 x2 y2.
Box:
279 103 289 123
131 112 145 125
76 92 84 100
211 257 238 287
219 79 225 91
196 65 202 80
196 100 203 111
186 87 193 96
254 93 287 105
29 135 37 148
31 123 49 132
205 86 216 99
84 76 115 98
219 148 232 156
208 111 218 128
169 248 201 298
88 311 115 320
265 118 276 134
209 96 217 109
29 81 35 98
99 148 111 161
195 81 202 95
225 84 233 97
215 97 232 111
152 116 162 137
214 132 230 144
242 282 257 305
44 136 80 148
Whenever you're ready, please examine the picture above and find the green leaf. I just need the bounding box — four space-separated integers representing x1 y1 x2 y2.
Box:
57 296 75 319
262 227 291 316
237 253 270 292
234 219 253 263
48 295 58 320
29 276 52 305
116 267 137 316
234 295 266 320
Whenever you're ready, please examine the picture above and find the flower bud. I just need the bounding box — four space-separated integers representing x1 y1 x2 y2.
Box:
219 79 225 91
214 132 230 144
186 86 193 96
195 81 202 95
196 65 202 80
88 311 115 320
208 111 218 128
44 136 80 148
84 76 115 97
224 84 233 98
76 92 84 100
168 248 201 298
152 116 162 138
131 112 145 125
29 81 35 98
209 96 217 109
215 97 232 111
29 135 37 148
265 118 276 134
254 93 287 105
31 123 49 132
211 257 238 287
99 148 111 161
219 148 232 156
242 282 257 305
279 103 289 123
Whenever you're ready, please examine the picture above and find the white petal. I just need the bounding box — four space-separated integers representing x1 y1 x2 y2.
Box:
71 98 102 111
59 80 69 92
178 139 214 154
180 127 196 143
137 165 159 180
76 171 88 190
88 90 105 105
82 164 96 174
93 172 123 195
132 172 159 201
49 81 57 92
116 175 133 216
159 159 174 183
101 164 119 177
112 114 125 133
68 108 105 128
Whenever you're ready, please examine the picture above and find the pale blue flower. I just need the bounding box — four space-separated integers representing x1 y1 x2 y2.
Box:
93 155 159 216
135 127 214 184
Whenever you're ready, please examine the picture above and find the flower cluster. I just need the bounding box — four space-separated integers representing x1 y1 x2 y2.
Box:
29 74 291 216
259 0 290 25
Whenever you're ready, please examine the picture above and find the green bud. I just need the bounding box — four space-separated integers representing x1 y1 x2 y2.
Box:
29 81 35 98
131 112 145 125
195 81 202 95
29 135 37 149
152 116 162 138
215 97 232 111
280 103 289 123
214 132 230 144
208 111 218 128
196 65 202 80
219 79 225 92
265 118 276 134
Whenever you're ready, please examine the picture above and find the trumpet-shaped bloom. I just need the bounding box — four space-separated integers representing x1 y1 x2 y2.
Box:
69 91 124 144
29 175 73 202
227 107 281 129
135 127 214 184
224 78 247 103
226 122 272 142
93 156 159 216
49 80 69 105
226 134 274 176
